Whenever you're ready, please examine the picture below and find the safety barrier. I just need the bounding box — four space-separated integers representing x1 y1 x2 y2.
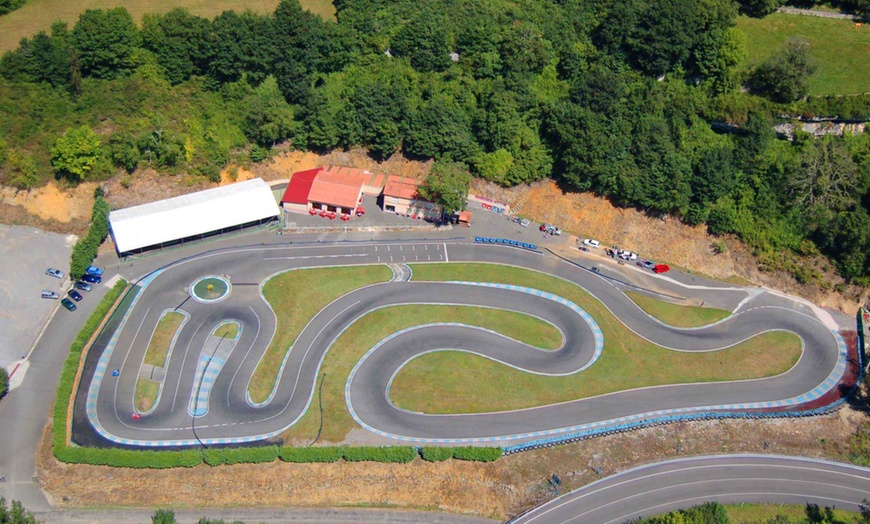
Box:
480 202 505 213
474 237 537 251
502 400 850 455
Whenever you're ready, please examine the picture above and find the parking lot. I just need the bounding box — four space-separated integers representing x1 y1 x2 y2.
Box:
0 224 74 368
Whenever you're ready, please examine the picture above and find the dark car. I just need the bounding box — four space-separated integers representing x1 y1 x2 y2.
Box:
81 274 102 284
74 281 93 292
68 289 83 302
60 298 77 311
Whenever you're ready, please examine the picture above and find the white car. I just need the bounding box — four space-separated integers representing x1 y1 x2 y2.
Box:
583 239 601 248
45 267 64 279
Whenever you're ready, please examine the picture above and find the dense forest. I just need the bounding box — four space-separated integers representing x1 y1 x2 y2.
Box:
0 0 869 285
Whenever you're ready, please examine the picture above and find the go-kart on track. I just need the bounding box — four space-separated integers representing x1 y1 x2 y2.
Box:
78 240 847 448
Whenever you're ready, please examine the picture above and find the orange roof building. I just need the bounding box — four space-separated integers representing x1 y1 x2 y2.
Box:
282 166 382 216
381 175 442 220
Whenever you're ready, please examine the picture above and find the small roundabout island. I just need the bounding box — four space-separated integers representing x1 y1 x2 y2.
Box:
69 241 850 457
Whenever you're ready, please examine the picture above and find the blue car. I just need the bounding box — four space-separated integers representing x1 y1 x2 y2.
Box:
85 265 104 276
81 274 102 284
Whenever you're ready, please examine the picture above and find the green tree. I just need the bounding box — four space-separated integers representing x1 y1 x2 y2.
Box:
737 0 787 17
0 366 8 400
0 497 40 524
51 126 101 181
71 7 140 79
272 0 327 104
108 133 141 173
243 76 298 146
0 0 26 16
790 138 860 220
209 11 275 85
391 12 452 73
749 38 816 103
0 22 71 87
141 9 211 85
4 148 39 189
419 160 472 212
151 509 176 524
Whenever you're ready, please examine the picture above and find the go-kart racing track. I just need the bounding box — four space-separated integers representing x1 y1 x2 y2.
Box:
73 240 851 449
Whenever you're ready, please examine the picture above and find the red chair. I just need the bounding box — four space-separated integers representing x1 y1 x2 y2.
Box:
308 208 317 215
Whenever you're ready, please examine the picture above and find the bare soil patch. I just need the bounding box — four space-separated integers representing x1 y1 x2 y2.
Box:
36 407 869 519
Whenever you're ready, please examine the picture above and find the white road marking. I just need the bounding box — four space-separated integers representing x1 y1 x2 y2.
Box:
262 254 368 261
443 243 449 262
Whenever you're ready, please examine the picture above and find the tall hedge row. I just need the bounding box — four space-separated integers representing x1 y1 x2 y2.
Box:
203 446 279 466
69 196 110 279
53 279 127 461
422 447 503 462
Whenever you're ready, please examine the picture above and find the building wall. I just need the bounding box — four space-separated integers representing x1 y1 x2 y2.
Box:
282 201 309 215
383 195 442 219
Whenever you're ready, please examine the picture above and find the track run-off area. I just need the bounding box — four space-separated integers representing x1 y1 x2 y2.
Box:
75 240 849 448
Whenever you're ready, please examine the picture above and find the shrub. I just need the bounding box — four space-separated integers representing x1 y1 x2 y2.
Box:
0 366 8 400
451 447 502 462
203 446 279 466
70 196 110 279
279 446 343 463
420 447 453 462
340 446 417 463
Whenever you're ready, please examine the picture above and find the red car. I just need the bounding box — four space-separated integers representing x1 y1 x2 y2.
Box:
653 264 670 274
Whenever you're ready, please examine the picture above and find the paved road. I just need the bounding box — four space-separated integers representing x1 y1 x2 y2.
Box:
511 455 870 523
79 240 843 446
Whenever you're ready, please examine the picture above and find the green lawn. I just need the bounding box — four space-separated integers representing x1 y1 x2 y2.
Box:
142 311 185 368
212 321 239 340
736 13 870 95
135 377 159 413
0 0 336 53
249 265 392 404
278 305 565 444
134 310 185 412
625 290 731 328
390 263 801 414
724 502 861 523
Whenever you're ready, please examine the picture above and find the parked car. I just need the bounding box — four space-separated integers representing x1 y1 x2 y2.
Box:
540 224 562 235
45 267 64 279
41 290 59 300
85 265 104 276
81 274 102 284
617 250 638 261
590 266 601 273
582 239 601 248
653 264 671 274
74 281 93 292
638 259 656 270
67 289 83 302
519 218 531 228
60 298 77 311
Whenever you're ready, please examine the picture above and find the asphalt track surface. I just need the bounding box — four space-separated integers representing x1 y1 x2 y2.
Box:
79 240 843 447
511 455 870 523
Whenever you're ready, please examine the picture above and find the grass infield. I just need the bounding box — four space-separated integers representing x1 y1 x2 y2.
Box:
278 304 564 444
212 321 239 340
388 263 801 414
134 310 184 412
724 502 861 523
624 290 731 328
249 265 392 404
736 13 870 96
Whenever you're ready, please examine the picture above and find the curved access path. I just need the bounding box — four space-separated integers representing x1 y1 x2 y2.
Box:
78 241 847 447
511 455 870 523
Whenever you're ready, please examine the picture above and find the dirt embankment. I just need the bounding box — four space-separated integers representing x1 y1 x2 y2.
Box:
472 178 868 315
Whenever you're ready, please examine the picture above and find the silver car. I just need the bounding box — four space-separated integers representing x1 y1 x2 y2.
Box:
45 267 64 279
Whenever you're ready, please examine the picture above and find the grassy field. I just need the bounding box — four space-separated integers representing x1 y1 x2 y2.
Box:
135 377 160 413
389 263 801 414
212 321 239 340
134 310 185 412
624 290 731 328
0 0 336 53
278 304 566 444
724 502 861 523
250 265 392 404
143 311 185 368
736 13 870 95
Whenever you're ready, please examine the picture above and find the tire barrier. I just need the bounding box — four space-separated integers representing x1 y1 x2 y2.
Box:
474 236 537 251
502 399 851 455
480 203 505 213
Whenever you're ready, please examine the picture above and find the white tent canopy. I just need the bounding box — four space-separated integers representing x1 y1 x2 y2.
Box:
109 178 279 253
